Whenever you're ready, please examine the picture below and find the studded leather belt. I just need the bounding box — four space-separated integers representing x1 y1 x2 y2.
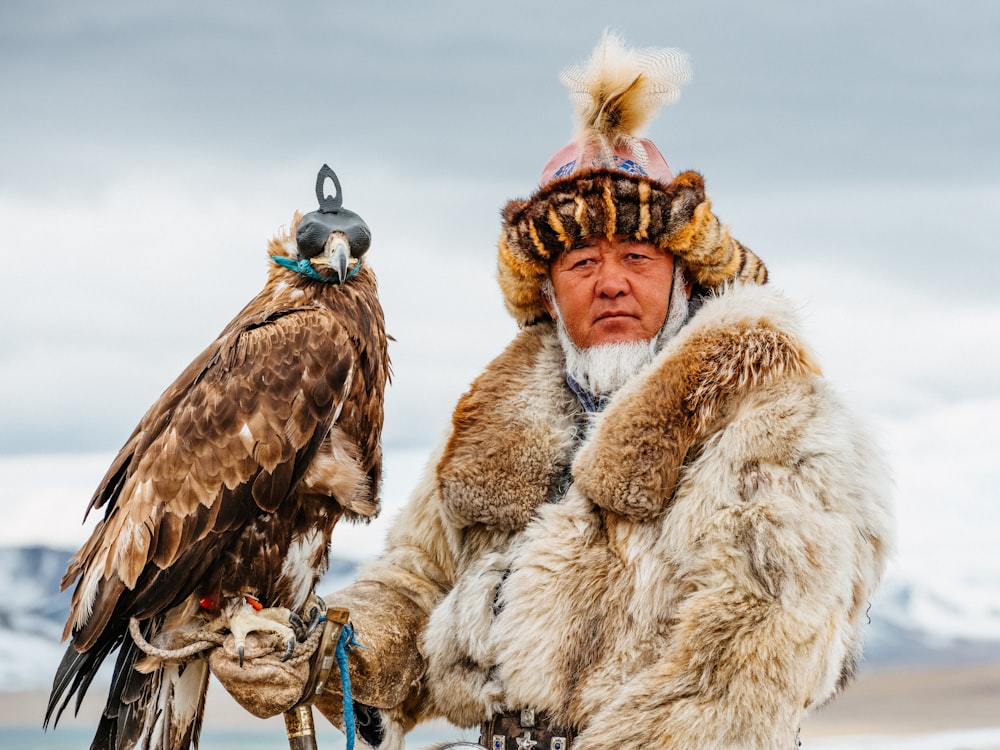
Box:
480 709 577 750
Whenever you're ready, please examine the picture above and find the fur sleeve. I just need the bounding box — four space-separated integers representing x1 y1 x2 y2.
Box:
313 441 463 747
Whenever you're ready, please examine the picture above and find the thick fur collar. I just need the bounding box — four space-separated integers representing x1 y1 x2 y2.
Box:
436 325 584 531
437 283 821 529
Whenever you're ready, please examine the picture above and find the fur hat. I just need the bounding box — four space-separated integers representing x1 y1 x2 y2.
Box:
498 31 768 327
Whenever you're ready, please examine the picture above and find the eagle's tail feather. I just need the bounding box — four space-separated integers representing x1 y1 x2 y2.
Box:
90 628 145 750
46 619 209 750
96 620 210 750
115 656 209 750
44 632 123 730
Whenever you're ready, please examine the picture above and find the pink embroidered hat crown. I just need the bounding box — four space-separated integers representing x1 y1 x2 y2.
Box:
539 136 676 188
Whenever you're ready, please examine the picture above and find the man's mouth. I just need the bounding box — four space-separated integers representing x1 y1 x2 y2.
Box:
596 311 634 321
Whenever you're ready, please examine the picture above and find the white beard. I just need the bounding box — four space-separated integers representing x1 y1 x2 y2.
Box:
551 262 691 399
558 328 659 397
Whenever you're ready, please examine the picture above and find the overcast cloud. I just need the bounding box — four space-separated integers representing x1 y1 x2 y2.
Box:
0 0 997 492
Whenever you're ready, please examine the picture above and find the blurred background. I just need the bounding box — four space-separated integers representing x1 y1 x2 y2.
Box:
2 1 998 748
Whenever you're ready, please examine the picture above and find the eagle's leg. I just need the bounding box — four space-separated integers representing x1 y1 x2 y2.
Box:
207 594 328 665
246 594 325 659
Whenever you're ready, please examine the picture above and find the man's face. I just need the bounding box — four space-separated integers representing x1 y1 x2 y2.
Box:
545 237 675 349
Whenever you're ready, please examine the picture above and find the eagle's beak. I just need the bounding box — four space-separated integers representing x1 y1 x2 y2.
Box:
322 233 352 283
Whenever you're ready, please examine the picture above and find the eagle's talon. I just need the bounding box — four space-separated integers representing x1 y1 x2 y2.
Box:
301 605 326 640
288 611 306 641
281 636 296 662
237 644 245 668
312 595 326 616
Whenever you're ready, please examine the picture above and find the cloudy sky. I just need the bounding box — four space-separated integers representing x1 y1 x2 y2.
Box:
2 1 999 631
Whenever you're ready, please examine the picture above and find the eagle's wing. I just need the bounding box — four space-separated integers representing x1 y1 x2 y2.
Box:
61 302 367 651
46 296 380 742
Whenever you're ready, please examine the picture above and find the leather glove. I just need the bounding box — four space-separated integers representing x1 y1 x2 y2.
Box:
208 630 312 719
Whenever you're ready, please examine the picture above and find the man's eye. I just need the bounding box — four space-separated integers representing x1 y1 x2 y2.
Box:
563 256 594 270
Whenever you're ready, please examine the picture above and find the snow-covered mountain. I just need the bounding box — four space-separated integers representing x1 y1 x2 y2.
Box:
0 546 73 690
3 544 1000 692
865 577 1000 668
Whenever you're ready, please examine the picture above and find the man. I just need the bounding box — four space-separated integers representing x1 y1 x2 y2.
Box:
214 33 893 749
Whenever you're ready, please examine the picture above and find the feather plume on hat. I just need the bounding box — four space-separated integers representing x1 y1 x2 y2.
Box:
497 32 767 328
560 30 691 169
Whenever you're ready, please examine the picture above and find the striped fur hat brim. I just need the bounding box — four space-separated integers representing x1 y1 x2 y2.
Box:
497 169 768 327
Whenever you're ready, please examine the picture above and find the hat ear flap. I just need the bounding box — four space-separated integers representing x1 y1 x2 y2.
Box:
664 187 768 289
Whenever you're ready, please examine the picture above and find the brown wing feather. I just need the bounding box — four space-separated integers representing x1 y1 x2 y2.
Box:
63 270 384 650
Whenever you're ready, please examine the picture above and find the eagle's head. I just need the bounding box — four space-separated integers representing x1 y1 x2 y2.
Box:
294 165 371 283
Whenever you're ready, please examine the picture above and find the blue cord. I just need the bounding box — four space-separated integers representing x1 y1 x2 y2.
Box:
271 255 361 283
336 623 362 750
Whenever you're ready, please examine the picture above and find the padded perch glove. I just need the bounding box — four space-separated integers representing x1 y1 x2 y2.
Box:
208 631 312 719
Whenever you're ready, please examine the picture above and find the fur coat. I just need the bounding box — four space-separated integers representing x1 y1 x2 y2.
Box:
314 282 894 750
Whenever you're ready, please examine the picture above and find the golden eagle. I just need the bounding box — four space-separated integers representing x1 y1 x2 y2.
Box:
45 165 390 750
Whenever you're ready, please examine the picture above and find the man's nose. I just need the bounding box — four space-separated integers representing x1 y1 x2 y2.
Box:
595 259 630 297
